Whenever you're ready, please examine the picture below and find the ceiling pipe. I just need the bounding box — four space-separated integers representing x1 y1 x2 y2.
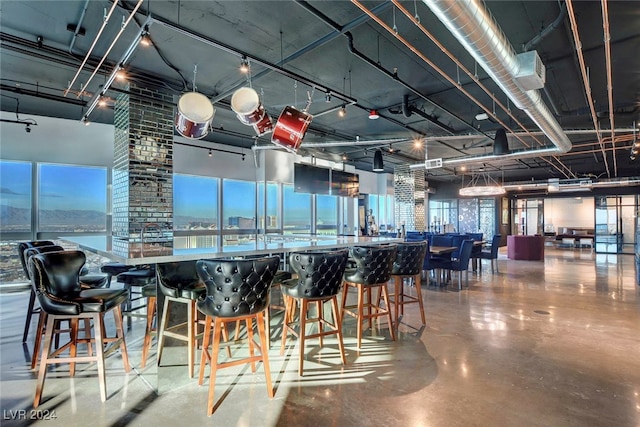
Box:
422 0 572 154
523 2 567 52
252 138 409 150
601 0 617 176
68 0 91 54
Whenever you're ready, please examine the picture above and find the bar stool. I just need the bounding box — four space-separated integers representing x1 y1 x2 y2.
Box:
195 256 280 416
341 244 398 349
24 245 110 368
100 262 135 287
18 241 55 343
156 261 206 378
28 250 130 407
117 266 156 330
389 241 427 330
280 249 348 376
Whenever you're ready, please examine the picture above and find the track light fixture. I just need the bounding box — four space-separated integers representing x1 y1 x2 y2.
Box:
140 26 151 46
325 93 331 103
239 56 250 73
338 105 346 117
342 153 348 161
373 149 384 172
82 116 90 126
369 109 379 120
208 149 213 157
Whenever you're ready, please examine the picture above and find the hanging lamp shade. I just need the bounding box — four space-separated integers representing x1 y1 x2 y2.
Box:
373 149 384 172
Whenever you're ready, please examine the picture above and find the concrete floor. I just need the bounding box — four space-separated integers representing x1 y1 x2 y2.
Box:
1 247 638 426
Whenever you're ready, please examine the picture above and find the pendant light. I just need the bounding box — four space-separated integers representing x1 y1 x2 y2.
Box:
373 149 384 172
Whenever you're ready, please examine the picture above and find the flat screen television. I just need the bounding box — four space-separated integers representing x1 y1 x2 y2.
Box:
294 163 330 194
331 170 359 197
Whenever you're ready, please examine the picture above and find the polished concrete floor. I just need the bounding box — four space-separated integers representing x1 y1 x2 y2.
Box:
1 247 638 426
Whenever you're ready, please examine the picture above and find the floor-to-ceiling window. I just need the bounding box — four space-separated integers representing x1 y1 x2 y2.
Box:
283 184 311 234
37 163 107 234
258 182 279 233
222 179 256 245
316 194 337 235
0 160 32 236
173 174 219 248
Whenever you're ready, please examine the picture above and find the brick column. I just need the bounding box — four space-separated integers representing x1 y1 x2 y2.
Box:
113 83 174 254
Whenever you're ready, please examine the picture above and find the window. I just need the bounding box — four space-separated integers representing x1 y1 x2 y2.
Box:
173 174 218 231
0 160 32 233
258 182 279 231
316 194 337 235
283 184 311 234
38 163 107 232
222 179 256 229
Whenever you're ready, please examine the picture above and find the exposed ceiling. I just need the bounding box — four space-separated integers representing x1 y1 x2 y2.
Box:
1 0 639 184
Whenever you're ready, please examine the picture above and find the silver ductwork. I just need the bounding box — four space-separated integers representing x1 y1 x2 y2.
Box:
422 0 572 153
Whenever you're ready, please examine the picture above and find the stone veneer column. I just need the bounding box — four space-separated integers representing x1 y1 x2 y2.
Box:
113 83 174 252
393 165 426 231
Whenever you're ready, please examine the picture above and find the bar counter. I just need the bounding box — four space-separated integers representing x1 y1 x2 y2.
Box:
60 234 404 265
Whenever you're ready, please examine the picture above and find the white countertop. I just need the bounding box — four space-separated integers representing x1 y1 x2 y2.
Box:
60 234 404 265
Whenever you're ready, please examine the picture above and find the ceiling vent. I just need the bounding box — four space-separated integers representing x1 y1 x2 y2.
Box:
515 50 546 91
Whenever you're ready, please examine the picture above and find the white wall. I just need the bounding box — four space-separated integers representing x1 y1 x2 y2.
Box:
1 113 393 191
544 197 594 232
0 112 113 167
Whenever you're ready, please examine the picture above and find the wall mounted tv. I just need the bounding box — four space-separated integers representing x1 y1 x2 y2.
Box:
294 163 330 194
331 170 359 197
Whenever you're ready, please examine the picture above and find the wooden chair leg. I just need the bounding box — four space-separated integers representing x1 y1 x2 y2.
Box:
113 306 130 372
206 318 223 416
356 284 364 349
156 297 171 366
330 296 347 366
141 295 156 368
256 311 274 398
31 311 46 370
380 284 396 341
93 312 107 402
414 274 426 325
298 299 308 376
198 315 213 386
34 314 56 408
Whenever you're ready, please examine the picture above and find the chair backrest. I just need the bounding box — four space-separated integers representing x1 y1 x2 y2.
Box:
18 240 55 278
23 245 65 279
157 261 201 298
28 250 86 315
392 241 427 276
450 234 469 258
490 234 502 257
405 231 425 242
422 240 432 271
196 256 280 317
346 245 397 285
455 239 474 270
430 235 453 248
287 249 349 299
468 233 483 242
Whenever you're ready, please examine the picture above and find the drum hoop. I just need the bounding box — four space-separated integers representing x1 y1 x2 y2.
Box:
178 92 215 122
231 87 260 115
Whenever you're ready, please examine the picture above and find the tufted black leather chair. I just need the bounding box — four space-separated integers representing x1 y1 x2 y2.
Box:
156 260 206 379
342 244 398 348
195 256 280 416
18 241 55 343
22 244 110 364
28 250 130 407
389 241 428 330
280 249 349 376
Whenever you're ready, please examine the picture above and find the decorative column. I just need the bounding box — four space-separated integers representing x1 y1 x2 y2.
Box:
112 83 174 255
393 165 426 232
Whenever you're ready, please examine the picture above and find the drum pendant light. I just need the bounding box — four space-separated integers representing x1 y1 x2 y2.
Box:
373 149 384 172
